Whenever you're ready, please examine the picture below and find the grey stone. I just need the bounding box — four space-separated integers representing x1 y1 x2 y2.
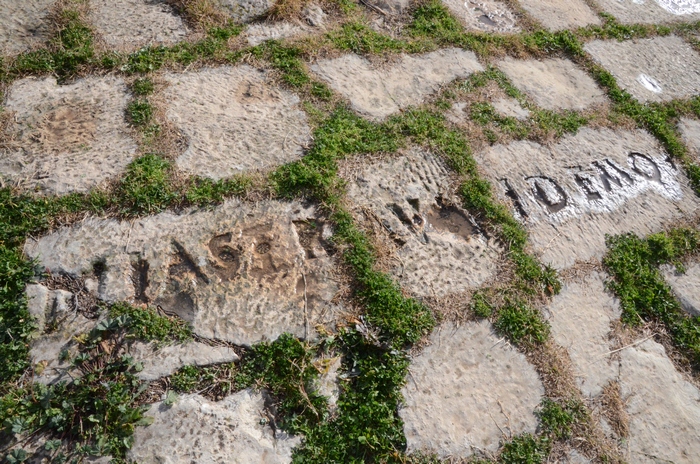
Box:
245 22 307 46
219 0 273 23
518 0 601 31
0 0 53 55
365 0 410 15
679 117 700 162
128 341 240 381
441 0 520 33
312 356 341 410
26 283 50 333
492 97 530 120
661 262 700 316
303 4 327 27
596 0 700 24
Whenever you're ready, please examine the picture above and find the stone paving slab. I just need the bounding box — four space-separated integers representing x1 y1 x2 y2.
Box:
219 0 273 23
164 65 311 179
596 0 700 24
128 341 240 381
679 117 700 161
440 0 520 33
0 0 54 55
400 321 544 457
661 262 700 316
311 48 484 120
585 35 700 103
475 127 698 269
0 76 138 195
517 0 601 31
245 22 307 46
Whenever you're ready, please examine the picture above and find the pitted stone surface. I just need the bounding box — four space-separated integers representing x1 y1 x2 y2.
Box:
129 390 300 463
163 65 311 179
400 321 544 457
365 0 410 15
679 117 700 161
492 97 530 120
440 0 520 33
245 22 307 46
346 149 501 297
597 0 700 23
475 127 698 269
0 0 53 54
496 57 606 111
0 76 138 195
219 0 273 23
128 342 240 381
545 272 621 397
620 339 700 464
25 200 340 346
585 35 700 103
518 0 600 31
311 48 484 120
661 262 700 316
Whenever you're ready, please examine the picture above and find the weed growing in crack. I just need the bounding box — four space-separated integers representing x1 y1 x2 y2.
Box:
126 100 154 127
131 77 155 96
109 303 193 345
495 301 550 347
536 398 586 440
498 433 550 463
117 155 177 216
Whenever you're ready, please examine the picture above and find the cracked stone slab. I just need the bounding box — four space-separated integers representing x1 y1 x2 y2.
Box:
400 321 544 458
25 200 341 346
311 48 484 121
620 339 700 463
661 262 700 316
346 149 501 298
0 0 54 55
596 0 700 24
129 390 300 463
219 0 273 23
518 0 601 31
496 57 607 111
585 35 700 103
679 117 700 162
0 76 138 195
545 272 621 397
128 341 240 381
441 0 520 33
90 0 188 49
163 65 311 180
475 127 698 269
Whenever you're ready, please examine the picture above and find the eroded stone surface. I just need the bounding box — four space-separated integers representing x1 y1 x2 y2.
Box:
661 262 700 316
128 341 240 381
400 321 544 457
475 127 698 269
346 149 501 297
129 390 300 463
25 200 341 346
365 0 410 15
311 48 483 120
679 117 700 161
164 65 311 179
518 0 600 31
0 76 138 195
219 0 273 23
492 97 530 120
597 0 700 24
90 0 188 49
0 0 53 54
585 35 700 103
441 0 520 32
245 22 307 46
496 57 606 111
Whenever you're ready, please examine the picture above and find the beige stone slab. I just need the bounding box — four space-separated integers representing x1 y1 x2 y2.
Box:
311 48 484 120
128 341 240 381
440 0 520 33
679 117 700 162
219 0 273 23
518 0 601 31
661 262 700 316
492 97 530 120
585 35 700 103
596 0 700 24
475 127 698 269
496 57 606 111
245 22 307 46
0 0 54 55
400 321 544 457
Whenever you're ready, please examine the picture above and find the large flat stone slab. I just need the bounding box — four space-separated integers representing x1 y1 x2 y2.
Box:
346 149 501 298
164 66 311 180
440 0 520 33
518 0 601 31
0 0 53 55
496 57 606 111
25 200 341 346
585 35 700 103
311 48 483 120
475 127 698 269
90 0 188 49
679 117 700 162
596 0 700 24
400 321 544 457
129 390 300 463
661 262 700 316
128 341 240 381
0 76 138 195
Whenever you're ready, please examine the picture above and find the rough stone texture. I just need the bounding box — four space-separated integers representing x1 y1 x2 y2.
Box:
311 48 484 120
441 0 520 32
596 0 700 24
25 200 341 346
661 262 700 316
619 339 700 463
219 0 273 23
365 0 410 15
0 0 53 55
475 127 698 269
545 272 620 397
679 117 700 161
0 76 138 195
90 0 188 49
313 356 341 410
128 341 240 381
400 321 544 457
26 283 50 333
346 149 501 297
585 35 700 103
303 4 327 27
518 0 601 31
164 66 311 179
496 57 607 111
245 22 307 46
492 97 530 120
129 390 301 463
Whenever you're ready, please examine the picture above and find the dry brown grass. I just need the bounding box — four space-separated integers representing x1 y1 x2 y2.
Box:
599 380 630 439
167 0 231 30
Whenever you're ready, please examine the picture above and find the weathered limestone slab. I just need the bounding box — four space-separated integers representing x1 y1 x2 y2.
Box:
90 0 187 49
128 341 240 381
596 0 700 24
661 262 700 316
518 0 601 31
496 57 606 111
679 117 700 161
0 0 53 54
129 390 300 463
164 66 311 179
365 0 410 15
400 321 544 457
585 35 700 103
25 200 341 346
475 127 698 269
346 149 501 297
245 22 306 46
311 48 484 120
219 0 273 23
545 272 620 397
440 0 520 33
492 97 530 120
0 76 138 195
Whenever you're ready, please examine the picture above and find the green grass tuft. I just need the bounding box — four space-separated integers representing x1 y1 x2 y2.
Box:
495 302 550 346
